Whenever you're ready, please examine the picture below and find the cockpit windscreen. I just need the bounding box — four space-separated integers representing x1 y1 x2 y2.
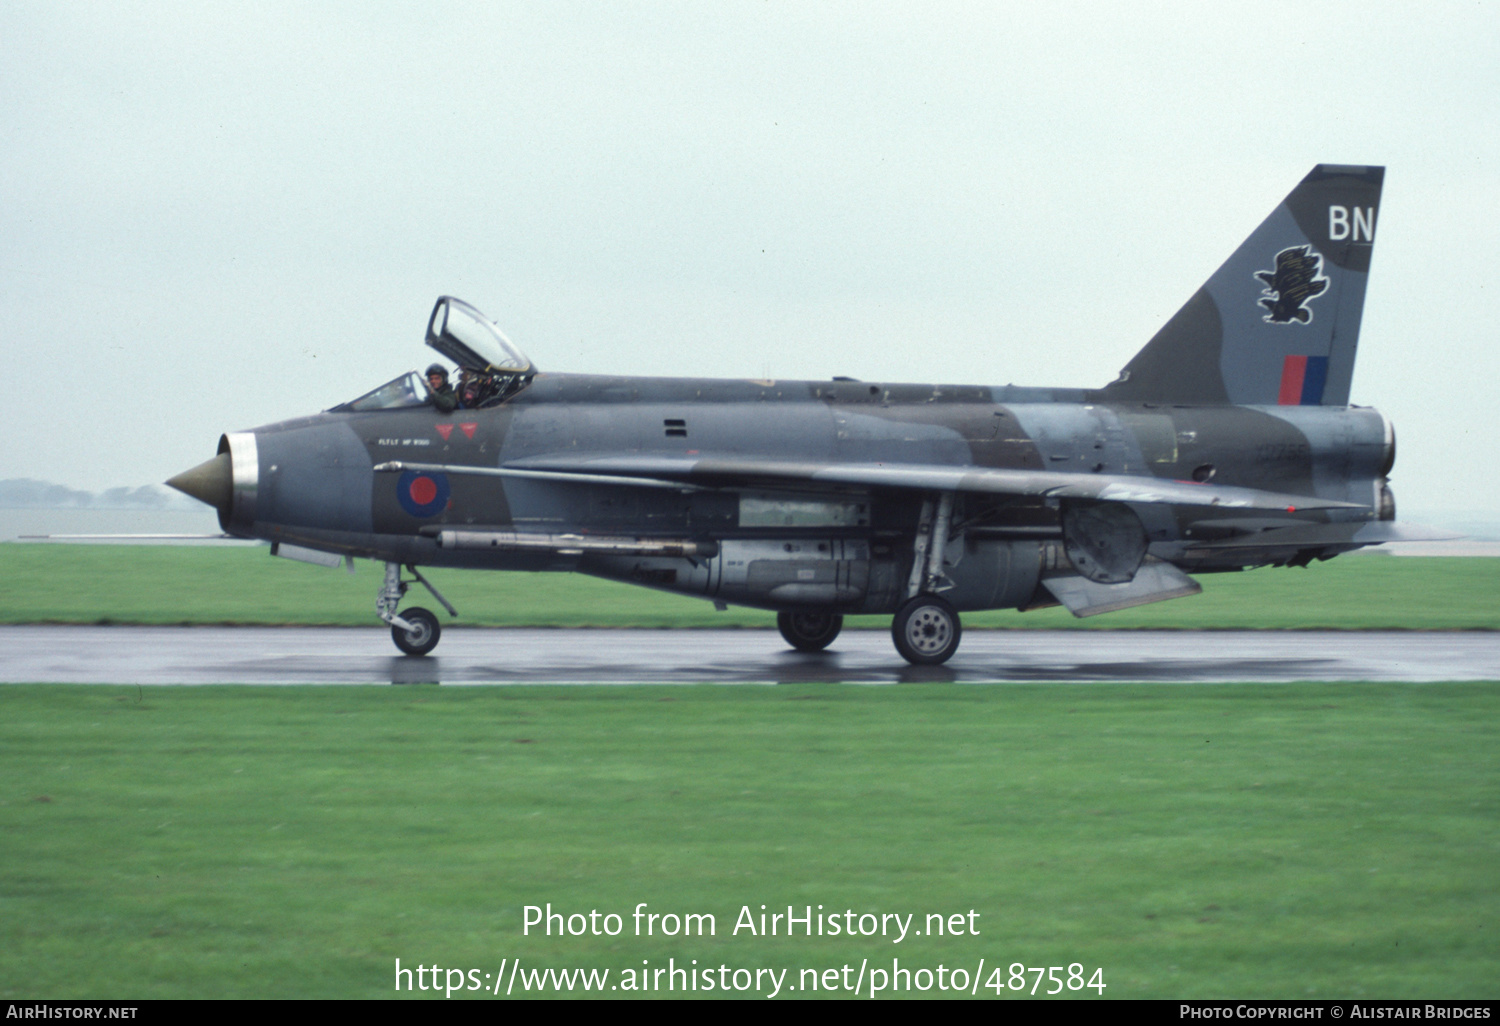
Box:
332 372 429 412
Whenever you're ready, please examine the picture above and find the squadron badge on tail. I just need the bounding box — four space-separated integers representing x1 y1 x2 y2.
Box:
1257 245 1328 324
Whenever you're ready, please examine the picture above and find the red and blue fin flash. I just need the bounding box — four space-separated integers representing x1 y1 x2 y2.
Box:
1278 355 1329 405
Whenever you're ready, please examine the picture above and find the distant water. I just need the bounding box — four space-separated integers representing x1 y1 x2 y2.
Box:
1369 541 1500 557
1 508 259 545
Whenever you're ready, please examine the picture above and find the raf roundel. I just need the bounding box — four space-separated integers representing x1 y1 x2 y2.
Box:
396 469 450 518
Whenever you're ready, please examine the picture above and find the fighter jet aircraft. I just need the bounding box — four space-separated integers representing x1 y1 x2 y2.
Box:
168 164 1425 664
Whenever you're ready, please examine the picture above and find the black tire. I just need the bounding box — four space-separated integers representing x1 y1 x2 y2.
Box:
392 606 441 656
777 610 844 652
891 595 962 665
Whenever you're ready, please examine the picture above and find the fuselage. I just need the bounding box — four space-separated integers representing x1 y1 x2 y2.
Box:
210 370 1394 616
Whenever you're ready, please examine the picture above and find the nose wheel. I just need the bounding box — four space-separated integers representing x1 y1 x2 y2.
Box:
391 606 441 656
376 562 457 656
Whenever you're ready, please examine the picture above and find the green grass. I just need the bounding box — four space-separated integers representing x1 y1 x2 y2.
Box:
2 543 1499 629
1 683 1495 999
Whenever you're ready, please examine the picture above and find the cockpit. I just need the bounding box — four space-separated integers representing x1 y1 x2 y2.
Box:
332 297 535 413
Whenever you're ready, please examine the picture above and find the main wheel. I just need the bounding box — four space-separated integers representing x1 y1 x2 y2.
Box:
777 610 844 652
891 594 961 665
391 606 441 656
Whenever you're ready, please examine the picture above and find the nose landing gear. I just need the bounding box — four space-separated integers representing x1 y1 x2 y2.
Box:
376 562 457 656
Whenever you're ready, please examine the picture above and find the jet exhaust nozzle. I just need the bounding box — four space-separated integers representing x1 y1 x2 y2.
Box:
166 452 233 516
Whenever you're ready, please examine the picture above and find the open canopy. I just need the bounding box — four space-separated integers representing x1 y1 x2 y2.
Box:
425 296 532 374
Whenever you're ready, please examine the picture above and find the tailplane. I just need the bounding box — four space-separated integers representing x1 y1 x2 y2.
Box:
1098 164 1383 406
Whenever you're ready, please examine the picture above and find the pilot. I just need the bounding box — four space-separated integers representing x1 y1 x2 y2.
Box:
457 367 499 409
425 364 458 412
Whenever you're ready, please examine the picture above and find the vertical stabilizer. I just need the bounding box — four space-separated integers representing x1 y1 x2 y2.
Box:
1098 164 1383 406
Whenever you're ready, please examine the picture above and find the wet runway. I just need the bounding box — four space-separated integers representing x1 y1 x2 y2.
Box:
2 626 1497 684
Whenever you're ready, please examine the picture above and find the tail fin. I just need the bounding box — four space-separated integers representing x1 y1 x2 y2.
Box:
1098 164 1383 406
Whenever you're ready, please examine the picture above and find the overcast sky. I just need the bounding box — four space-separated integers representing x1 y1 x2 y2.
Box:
2 2 1496 519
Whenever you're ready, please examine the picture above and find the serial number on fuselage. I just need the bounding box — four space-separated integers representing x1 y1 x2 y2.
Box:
1254 442 1311 461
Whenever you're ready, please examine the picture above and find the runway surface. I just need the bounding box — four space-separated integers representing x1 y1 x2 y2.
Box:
2 626 1498 684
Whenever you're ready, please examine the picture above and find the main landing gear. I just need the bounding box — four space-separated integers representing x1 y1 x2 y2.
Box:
777 610 844 652
377 562 458 656
775 491 967 667
891 593 961 665
895 492 962 666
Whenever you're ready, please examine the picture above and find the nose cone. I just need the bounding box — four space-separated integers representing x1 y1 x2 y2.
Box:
166 452 232 516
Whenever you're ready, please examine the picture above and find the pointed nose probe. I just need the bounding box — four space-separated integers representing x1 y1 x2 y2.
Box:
166 452 232 516
166 432 258 532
